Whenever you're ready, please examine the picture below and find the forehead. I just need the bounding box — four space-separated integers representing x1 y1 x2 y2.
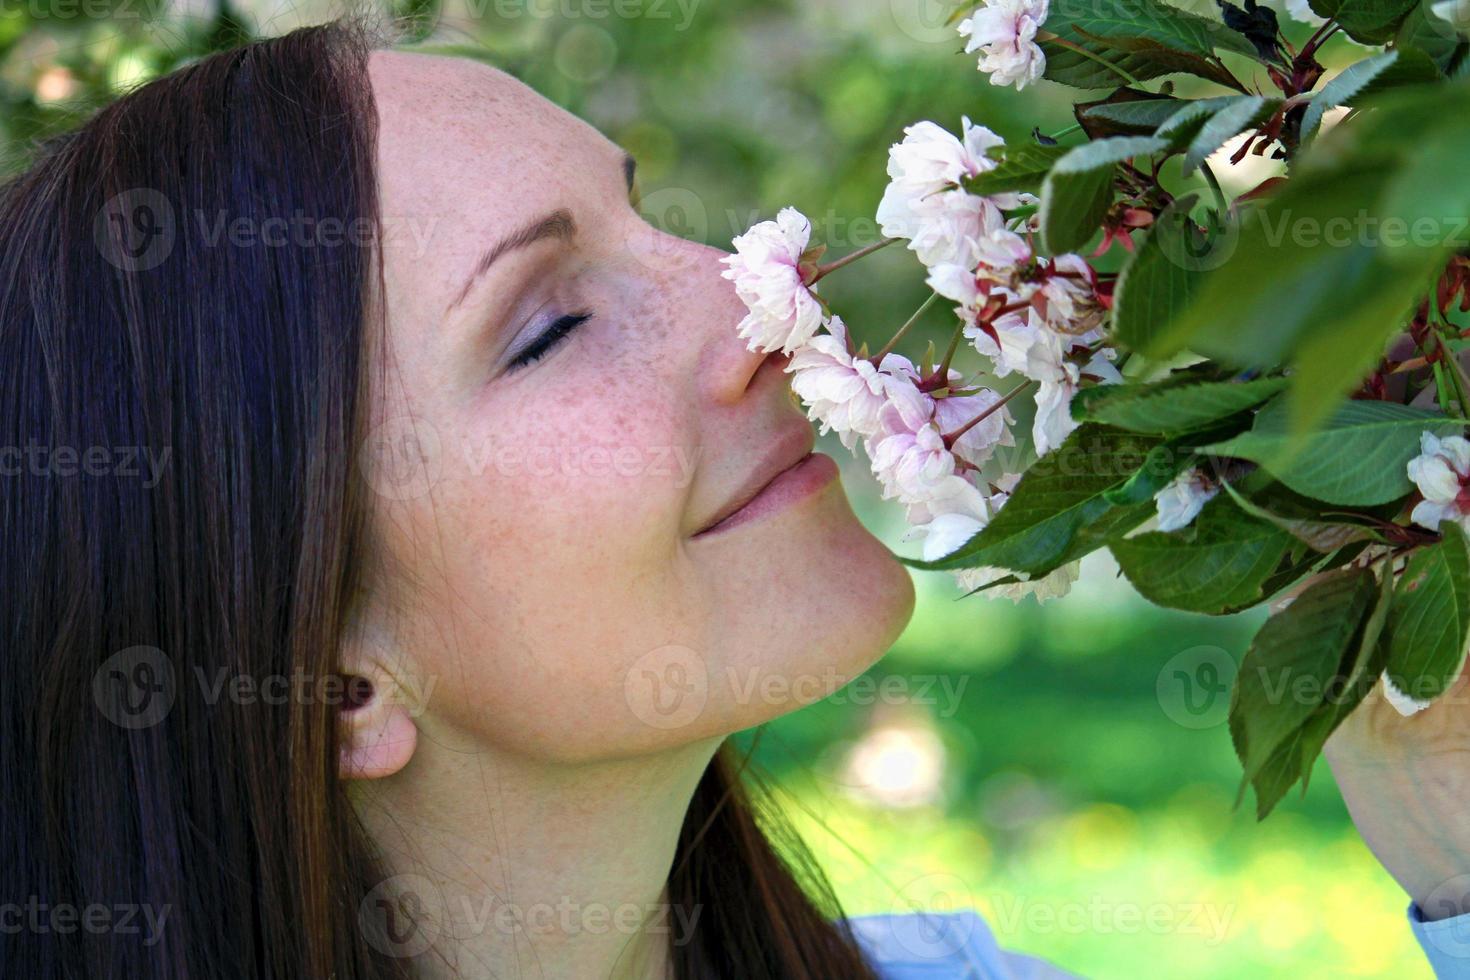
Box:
367 51 620 270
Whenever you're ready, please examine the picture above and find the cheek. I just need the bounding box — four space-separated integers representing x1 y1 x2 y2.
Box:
464 376 693 558
383 371 710 759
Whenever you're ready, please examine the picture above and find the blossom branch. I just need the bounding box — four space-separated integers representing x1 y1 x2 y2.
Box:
872 292 940 364
942 379 1034 449
804 237 900 286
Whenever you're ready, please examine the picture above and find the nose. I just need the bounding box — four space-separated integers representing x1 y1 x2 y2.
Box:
670 238 776 405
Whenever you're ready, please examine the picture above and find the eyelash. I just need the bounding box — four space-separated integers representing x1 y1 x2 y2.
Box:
508 311 592 369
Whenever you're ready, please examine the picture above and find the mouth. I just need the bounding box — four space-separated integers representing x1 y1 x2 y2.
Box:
692 430 839 539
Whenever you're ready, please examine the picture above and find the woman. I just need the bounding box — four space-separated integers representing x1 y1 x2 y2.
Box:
0 20 1464 980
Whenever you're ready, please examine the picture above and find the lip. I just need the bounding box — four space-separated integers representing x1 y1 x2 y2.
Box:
692 428 837 538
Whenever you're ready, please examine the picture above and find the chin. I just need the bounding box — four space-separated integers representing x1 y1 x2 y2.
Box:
697 483 917 733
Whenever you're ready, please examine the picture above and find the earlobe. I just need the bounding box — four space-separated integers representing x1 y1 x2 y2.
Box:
337 609 423 780
339 691 418 780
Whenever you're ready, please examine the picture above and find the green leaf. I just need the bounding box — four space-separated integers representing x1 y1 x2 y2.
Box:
1396 1 1469 72
1077 33 1252 90
1220 480 1389 552
1228 568 1378 810
1076 95 1184 137
1112 495 1293 613
1150 80 1470 433
1155 96 1240 148
1200 397 1462 506
1048 0 1257 58
1244 738 1310 819
1181 96 1279 175
1254 540 1354 603
1261 565 1395 811
1102 442 1196 505
1040 136 1167 254
1039 0 1255 88
1301 49 1442 143
903 425 1160 576
1155 165 1405 378
1377 114 1470 267
963 144 1070 196
1072 376 1287 434
1310 0 1421 43
1041 40 1167 89
1109 213 1210 354
1385 523 1470 704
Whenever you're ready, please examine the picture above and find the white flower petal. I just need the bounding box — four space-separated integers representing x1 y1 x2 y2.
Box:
958 0 1049 91
1380 671 1432 717
1407 428 1470 530
1154 469 1218 532
933 388 1014 468
722 207 826 354
1032 369 1080 457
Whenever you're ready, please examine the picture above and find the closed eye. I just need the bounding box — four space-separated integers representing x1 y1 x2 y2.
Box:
508 312 592 370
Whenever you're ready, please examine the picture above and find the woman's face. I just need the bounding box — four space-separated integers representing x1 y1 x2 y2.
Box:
361 51 914 763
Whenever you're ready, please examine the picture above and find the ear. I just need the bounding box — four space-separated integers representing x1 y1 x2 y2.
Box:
337 629 419 781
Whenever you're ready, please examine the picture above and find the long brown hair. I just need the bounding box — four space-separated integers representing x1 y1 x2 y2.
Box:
0 21 877 979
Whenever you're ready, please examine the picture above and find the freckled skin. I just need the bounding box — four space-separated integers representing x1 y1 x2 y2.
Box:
361 51 915 765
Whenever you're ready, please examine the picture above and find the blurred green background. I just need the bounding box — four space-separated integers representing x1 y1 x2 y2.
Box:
0 1 1424 975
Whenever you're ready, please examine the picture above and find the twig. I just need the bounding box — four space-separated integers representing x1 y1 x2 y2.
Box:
807 237 899 284
872 293 939 364
942 379 1035 446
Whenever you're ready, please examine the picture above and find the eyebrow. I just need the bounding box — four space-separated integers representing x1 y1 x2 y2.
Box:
446 209 576 313
445 153 638 315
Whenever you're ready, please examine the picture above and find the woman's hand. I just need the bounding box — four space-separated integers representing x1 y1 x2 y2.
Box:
1324 662 1470 921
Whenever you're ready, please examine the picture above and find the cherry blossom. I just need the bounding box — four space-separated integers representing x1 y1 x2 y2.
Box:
906 471 995 527
1033 366 1081 458
786 317 920 450
876 118 1027 269
720 207 826 354
1027 344 1120 456
903 472 995 560
956 561 1080 603
933 386 1015 469
957 0 1049 91
903 468 1076 602
877 118 1012 200
869 408 959 505
960 307 1046 380
1154 468 1220 532
1406 430 1470 533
